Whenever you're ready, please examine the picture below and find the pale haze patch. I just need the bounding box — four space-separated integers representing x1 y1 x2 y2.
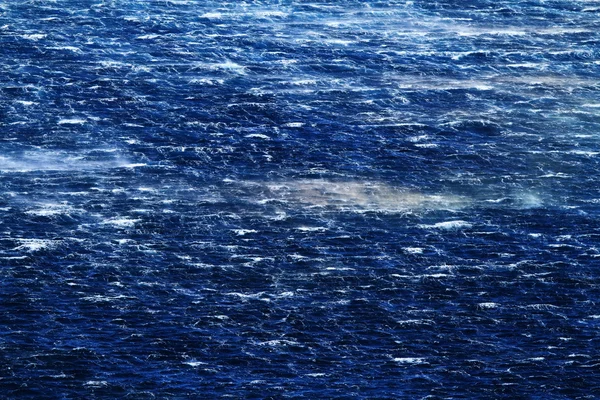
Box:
241 179 469 212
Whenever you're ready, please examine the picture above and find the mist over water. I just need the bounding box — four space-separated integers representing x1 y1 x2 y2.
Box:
241 179 469 212
1 0 600 398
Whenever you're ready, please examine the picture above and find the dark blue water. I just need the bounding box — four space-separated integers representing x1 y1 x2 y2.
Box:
1 1 600 398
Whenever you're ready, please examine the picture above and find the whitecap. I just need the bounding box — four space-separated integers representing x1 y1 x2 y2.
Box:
323 39 355 46
232 229 257 236
478 302 499 309
245 134 270 140
324 266 355 271
102 218 139 227
539 172 571 178
282 122 305 128
200 12 223 19
183 360 207 367
253 11 288 18
407 135 430 143
47 46 82 53
14 100 37 106
84 381 108 387
272 291 295 298
25 203 79 217
21 33 46 40
209 61 246 74
258 339 301 347
188 78 224 85
136 34 160 40
403 247 424 254
523 304 560 310
13 238 58 252
121 163 147 168
81 294 131 303
58 118 87 125
392 357 427 364
419 220 472 230
568 150 599 157
396 319 434 326
296 226 327 232
226 292 265 300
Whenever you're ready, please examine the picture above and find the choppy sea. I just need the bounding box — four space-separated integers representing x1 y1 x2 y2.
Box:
1 1 600 398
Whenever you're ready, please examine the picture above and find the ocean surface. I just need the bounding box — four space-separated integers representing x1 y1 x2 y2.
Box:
1 0 600 398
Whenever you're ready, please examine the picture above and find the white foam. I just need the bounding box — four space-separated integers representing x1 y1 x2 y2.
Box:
568 150 599 157
296 226 327 232
13 238 58 252
209 61 246 74
324 39 354 46
277 59 299 66
419 220 472 230
48 373 70 379
232 229 257 236
15 100 37 106
200 12 222 19
396 319 434 326
103 218 139 227
478 302 499 309
245 134 270 140
456 28 527 37
25 203 78 217
188 78 224 85
403 247 424 254
84 381 108 387
258 339 301 347
523 304 560 310
417 273 451 279
183 360 207 367
253 11 288 18
272 291 295 298
392 357 427 364
21 33 46 40
507 63 548 69
407 135 430 143
539 172 571 178
121 163 147 168
136 34 160 40
226 292 265 300
324 266 355 271
47 46 82 53
58 118 87 125
427 264 464 272
82 294 130 303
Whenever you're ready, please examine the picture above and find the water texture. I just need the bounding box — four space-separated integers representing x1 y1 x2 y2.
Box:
1 0 600 398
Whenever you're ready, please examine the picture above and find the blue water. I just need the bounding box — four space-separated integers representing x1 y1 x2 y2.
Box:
1 1 600 398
